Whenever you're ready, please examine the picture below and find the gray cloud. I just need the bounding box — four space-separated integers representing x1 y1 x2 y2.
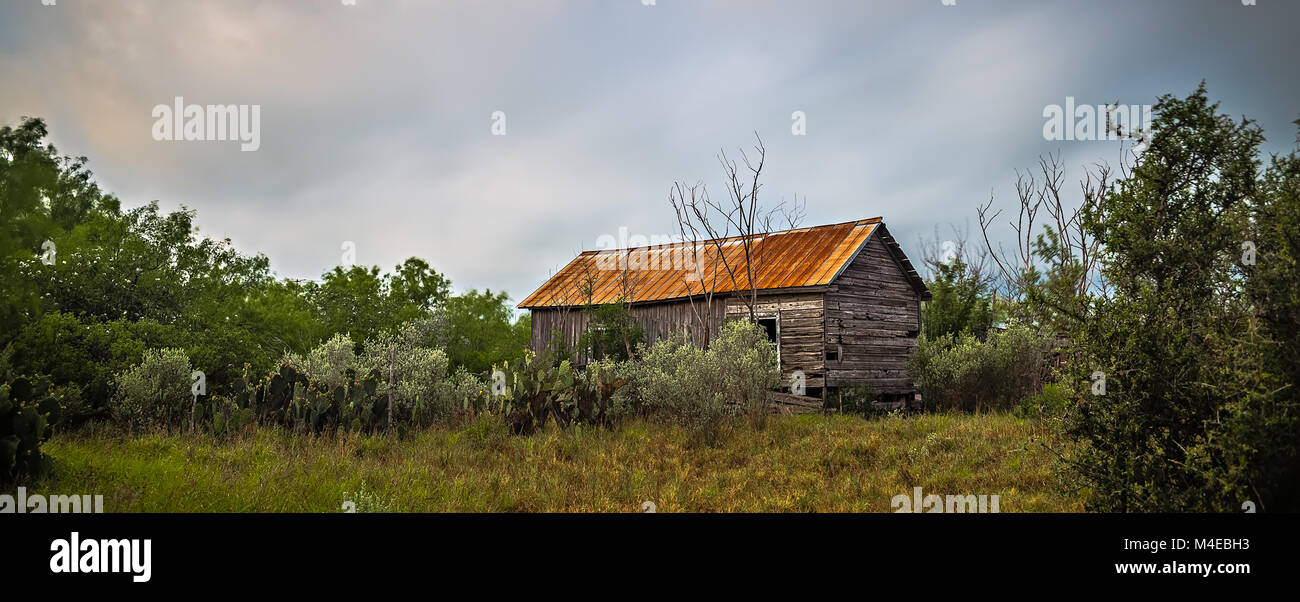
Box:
2 0 1297 307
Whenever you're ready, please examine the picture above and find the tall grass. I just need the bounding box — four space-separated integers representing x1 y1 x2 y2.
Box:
31 413 1080 512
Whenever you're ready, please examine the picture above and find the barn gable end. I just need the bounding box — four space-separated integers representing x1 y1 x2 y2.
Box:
824 229 924 395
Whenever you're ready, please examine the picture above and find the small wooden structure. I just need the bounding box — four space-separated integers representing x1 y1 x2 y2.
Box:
517 218 931 402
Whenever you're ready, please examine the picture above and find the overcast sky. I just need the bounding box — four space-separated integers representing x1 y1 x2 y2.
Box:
2 0 1297 307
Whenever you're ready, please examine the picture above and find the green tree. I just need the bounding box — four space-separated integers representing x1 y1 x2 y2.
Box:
439 289 530 375
306 259 452 349
1 117 111 347
577 301 645 361
922 258 995 340
1067 84 1298 511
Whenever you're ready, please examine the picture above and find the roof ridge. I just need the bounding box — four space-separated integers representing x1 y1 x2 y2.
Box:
577 217 882 255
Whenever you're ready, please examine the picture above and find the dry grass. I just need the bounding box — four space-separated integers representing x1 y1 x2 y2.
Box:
33 412 1081 512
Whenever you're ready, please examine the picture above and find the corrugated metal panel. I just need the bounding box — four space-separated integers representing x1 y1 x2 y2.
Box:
518 218 882 308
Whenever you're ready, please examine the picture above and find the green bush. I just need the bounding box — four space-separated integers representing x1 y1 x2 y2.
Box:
0 382 51 485
909 322 1050 413
281 333 356 390
436 367 489 416
619 332 722 425
1017 382 1071 418
617 320 779 436
109 348 194 429
576 302 645 362
1061 88 1300 511
709 320 781 416
831 384 878 415
282 325 459 429
209 394 255 438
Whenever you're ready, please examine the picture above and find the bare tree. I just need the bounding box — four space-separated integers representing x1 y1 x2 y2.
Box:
976 152 1111 308
614 249 640 358
916 220 996 290
670 180 724 346
670 133 804 331
537 257 598 355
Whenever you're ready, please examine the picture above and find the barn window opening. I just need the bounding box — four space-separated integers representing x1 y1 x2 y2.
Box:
826 349 839 362
756 317 780 364
757 318 778 344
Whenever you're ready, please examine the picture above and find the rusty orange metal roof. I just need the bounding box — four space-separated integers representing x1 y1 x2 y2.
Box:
518 218 891 308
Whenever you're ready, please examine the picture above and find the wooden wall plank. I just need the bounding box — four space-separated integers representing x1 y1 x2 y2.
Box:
824 235 922 393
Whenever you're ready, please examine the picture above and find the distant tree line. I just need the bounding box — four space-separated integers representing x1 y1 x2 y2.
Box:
0 117 530 481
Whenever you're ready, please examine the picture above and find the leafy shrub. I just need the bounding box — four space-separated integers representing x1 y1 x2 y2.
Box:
282 333 356 390
281 324 464 430
437 367 489 416
831 384 878 415
619 332 722 424
909 322 1050 412
576 302 645 362
617 320 779 439
209 394 255 438
1017 382 1071 418
343 480 395 512
1060 88 1300 511
109 348 193 429
0 382 51 485
357 324 450 427
709 320 781 417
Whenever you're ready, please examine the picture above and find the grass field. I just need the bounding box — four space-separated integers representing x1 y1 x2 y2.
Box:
31 412 1082 512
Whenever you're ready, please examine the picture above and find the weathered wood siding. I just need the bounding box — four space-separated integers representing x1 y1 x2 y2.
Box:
527 232 923 397
529 292 825 390
529 299 727 361
823 235 921 394
724 294 825 390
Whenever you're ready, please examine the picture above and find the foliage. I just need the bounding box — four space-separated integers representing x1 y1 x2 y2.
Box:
437 289 530 375
436 368 491 415
356 322 450 427
109 348 193 429
0 382 52 485
576 302 645 362
1016 382 1071 419
708 319 781 418
282 333 358 391
616 320 779 439
909 322 1050 413
922 258 995 340
830 384 879 415
1063 86 1300 511
618 332 723 426
1 116 535 429
304 261 448 350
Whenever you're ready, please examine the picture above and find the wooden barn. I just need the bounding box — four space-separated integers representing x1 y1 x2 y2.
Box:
517 218 931 402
